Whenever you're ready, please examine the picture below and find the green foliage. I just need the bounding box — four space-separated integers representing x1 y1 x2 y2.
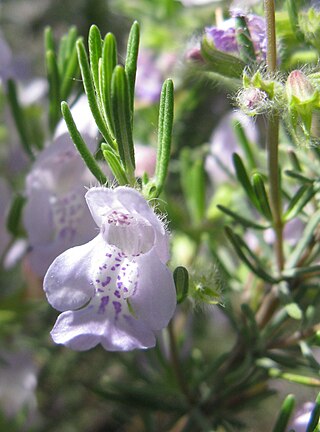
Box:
61 101 108 184
7 80 35 160
44 26 80 132
272 394 295 432
201 37 246 79
3 1 320 431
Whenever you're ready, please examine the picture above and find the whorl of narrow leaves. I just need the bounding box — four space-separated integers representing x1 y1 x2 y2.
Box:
61 101 108 185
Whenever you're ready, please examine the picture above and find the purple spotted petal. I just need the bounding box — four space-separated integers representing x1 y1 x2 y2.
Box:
44 236 104 312
44 186 177 352
48 242 158 350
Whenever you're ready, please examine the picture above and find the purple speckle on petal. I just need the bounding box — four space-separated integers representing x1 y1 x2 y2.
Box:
113 301 122 316
98 296 109 314
101 276 111 287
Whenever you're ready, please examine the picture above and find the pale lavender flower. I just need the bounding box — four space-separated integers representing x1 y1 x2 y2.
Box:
0 350 38 424
23 134 99 277
286 402 315 432
205 13 266 61
23 96 100 277
44 186 176 351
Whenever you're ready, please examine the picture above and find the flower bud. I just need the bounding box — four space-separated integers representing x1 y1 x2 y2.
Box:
286 70 320 140
286 70 317 106
189 271 223 307
174 266 189 304
237 87 271 116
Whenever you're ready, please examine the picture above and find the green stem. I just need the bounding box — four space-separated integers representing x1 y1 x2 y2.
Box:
168 321 193 404
264 0 277 73
267 116 284 272
265 0 284 273
256 1 284 328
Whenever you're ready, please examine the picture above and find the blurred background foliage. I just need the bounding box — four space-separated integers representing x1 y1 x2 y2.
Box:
1 0 320 431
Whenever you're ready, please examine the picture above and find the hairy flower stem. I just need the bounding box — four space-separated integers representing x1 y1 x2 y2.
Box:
255 0 284 329
264 0 284 274
267 115 284 273
264 0 277 72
